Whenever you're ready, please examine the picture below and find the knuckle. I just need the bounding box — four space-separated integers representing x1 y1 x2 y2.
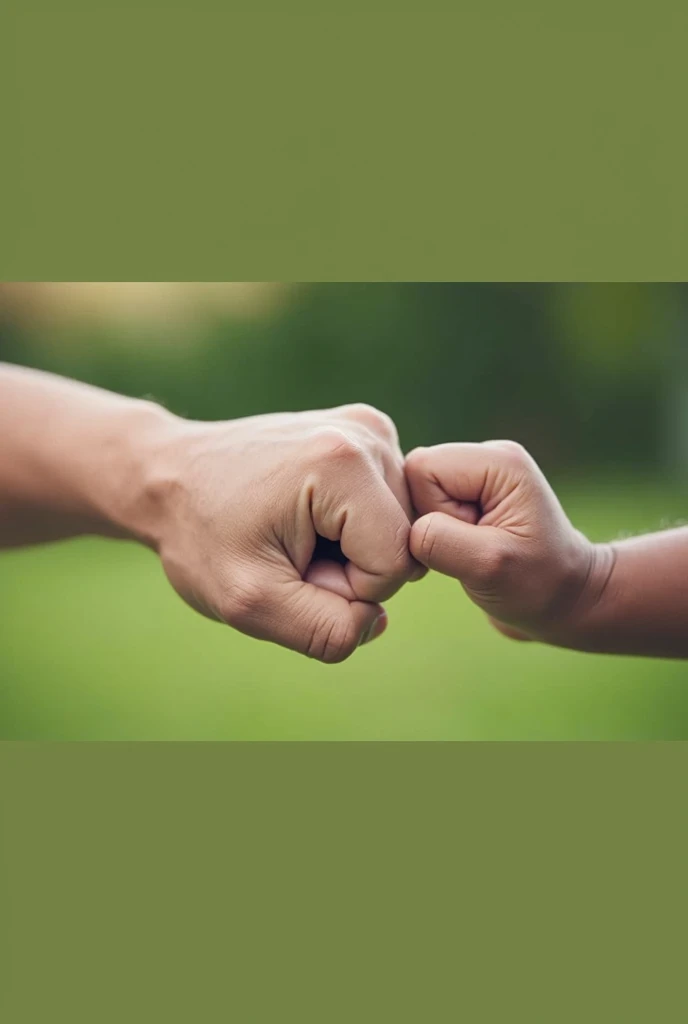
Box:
489 439 530 467
342 403 397 441
478 541 514 584
341 402 379 426
308 426 362 464
404 446 431 478
224 573 265 627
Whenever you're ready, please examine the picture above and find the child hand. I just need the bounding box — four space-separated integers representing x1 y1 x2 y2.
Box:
405 442 610 645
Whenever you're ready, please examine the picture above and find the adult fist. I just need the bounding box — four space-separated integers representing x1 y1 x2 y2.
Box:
136 404 420 663
405 441 607 644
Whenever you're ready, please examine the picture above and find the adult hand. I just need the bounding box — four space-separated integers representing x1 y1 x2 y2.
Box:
137 404 421 662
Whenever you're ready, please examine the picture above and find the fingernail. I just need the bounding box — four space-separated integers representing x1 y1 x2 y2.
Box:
360 610 388 646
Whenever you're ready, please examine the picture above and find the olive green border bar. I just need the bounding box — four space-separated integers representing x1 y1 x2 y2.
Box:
2 741 687 1020
3 2 688 281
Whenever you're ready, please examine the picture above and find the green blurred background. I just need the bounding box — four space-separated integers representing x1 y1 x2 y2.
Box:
1 283 687 739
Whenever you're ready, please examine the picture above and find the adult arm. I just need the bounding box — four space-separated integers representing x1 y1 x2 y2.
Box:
0 364 420 661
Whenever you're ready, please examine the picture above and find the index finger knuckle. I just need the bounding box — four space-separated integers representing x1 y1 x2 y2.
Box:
486 439 531 470
340 403 397 442
404 446 433 481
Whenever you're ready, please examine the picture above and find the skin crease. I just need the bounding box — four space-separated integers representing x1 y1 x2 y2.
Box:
405 441 688 659
0 365 422 664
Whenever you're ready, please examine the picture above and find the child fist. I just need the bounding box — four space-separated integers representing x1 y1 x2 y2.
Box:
405 442 612 645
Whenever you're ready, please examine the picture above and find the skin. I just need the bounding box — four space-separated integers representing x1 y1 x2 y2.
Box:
3 363 686 662
406 441 688 659
0 364 423 663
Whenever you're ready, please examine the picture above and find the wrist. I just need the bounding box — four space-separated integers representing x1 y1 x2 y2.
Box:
93 398 184 548
540 540 617 651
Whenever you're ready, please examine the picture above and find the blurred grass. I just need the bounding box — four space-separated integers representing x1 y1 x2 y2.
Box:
1 476 687 740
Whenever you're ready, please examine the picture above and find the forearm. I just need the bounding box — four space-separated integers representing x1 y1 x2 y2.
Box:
560 529 688 658
0 364 174 548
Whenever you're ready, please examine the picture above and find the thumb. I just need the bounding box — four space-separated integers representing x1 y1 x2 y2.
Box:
232 574 386 664
410 511 507 587
280 582 387 663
